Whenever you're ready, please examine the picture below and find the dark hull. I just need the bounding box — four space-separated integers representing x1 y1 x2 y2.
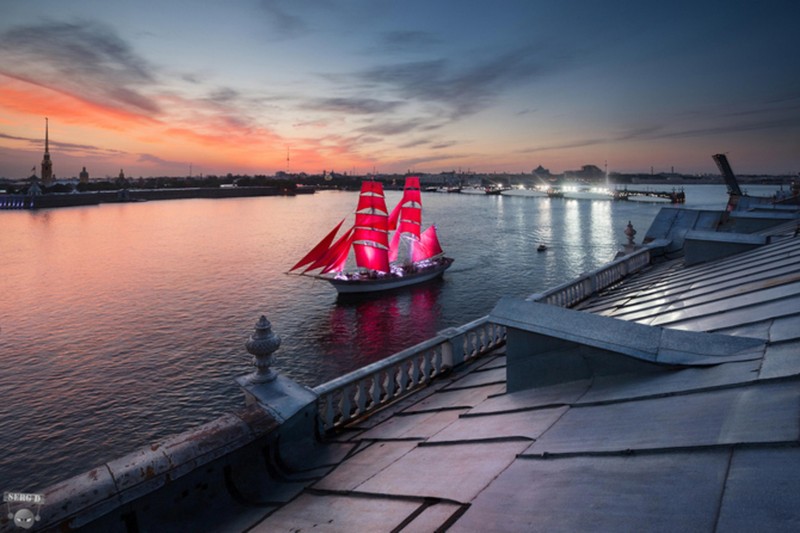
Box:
323 257 453 294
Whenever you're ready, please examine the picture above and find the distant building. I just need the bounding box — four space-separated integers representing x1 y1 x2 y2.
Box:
532 165 553 179
26 178 42 196
41 118 53 186
116 169 129 188
79 167 89 184
565 164 604 181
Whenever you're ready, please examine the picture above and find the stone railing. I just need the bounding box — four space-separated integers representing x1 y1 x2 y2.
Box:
313 317 506 433
531 248 652 308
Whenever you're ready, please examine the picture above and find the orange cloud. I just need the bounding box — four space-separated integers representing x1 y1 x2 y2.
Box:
0 74 379 176
0 75 156 131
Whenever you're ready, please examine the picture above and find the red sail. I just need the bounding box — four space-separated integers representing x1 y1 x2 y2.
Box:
388 229 402 262
352 181 390 272
353 226 389 272
355 213 388 231
395 177 423 239
305 226 353 273
321 228 354 274
353 227 389 248
290 218 345 271
387 200 402 230
356 181 388 215
360 180 383 195
389 176 427 261
399 207 422 225
354 242 390 273
412 225 444 262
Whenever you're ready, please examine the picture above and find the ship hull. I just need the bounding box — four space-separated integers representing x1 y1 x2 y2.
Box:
324 257 453 294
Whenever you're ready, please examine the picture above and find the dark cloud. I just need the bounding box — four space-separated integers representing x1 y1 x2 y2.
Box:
398 138 432 149
519 138 605 154
307 97 403 115
259 0 314 40
616 126 664 140
138 153 182 166
194 86 286 133
52 140 126 156
358 136 383 145
0 131 124 156
378 31 441 53
0 20 161 115
349 44 564 122
520 114 799 155
431 141 457 150
358 118 433 136
180 72 205 84
207 87 242 104
391 152 465 169
0 133 29 142
648 117 800 140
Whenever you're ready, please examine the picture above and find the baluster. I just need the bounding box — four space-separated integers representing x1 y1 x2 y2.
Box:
356 379 368 415
321 393 335 432
371 372 382 407
433 345 443 376
386 365 397 400
340 386 353 424
411 356 421 387
398 361 410 394
466 332 477 359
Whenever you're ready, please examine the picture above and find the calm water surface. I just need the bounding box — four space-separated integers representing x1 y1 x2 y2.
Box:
0 184 783 490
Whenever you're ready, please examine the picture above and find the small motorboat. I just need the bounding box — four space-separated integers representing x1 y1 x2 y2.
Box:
537 244 547 252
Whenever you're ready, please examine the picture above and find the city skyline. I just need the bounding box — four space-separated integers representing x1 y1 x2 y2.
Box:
0 1 798 179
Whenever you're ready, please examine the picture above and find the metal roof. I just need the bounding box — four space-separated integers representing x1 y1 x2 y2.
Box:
240 229 800 531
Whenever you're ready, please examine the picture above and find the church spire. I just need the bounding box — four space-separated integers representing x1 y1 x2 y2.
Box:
41 117 53 186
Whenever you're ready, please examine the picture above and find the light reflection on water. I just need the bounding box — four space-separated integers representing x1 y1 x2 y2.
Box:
0 184 783 491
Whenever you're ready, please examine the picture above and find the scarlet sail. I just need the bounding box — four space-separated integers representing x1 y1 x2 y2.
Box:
292 177 453 294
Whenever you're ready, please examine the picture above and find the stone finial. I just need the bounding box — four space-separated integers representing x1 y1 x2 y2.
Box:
245 315 281 383
624 221 637 246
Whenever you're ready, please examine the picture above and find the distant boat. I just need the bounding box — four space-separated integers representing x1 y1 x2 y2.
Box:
290 177 453 294
461 185 507 195
501 187 548 198
560 185 614 200
537 244 547 252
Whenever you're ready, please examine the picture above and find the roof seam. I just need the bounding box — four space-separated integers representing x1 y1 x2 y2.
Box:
517 440 800 460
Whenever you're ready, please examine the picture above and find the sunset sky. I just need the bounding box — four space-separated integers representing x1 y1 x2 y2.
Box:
0 0 798 179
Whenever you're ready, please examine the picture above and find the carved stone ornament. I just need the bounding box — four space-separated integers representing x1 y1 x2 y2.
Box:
245 315 281 383
624 221 637 246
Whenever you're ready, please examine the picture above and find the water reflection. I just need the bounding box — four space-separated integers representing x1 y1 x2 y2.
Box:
534 198 553 244
324 281 443 371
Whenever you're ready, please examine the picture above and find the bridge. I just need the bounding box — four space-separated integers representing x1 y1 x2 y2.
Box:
614 186 686 203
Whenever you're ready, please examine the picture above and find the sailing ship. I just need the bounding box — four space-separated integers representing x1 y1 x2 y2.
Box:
290 177 453 294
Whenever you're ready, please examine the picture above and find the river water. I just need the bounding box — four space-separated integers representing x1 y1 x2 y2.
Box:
0 183 783 491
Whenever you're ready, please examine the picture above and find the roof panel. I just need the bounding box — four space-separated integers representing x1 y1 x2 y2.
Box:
452 452 728 533
528 381 800 455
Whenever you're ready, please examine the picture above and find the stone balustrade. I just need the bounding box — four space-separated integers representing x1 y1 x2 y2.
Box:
313 317 506 433
531 248 652 307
